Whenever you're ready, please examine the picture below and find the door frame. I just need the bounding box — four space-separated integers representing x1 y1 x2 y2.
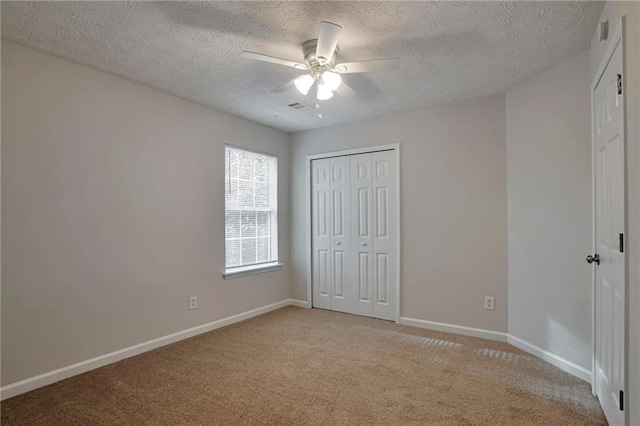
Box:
590 17 627 411
305 143 401 323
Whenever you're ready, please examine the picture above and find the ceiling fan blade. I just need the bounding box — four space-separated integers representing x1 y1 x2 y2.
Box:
240 51 308 70
316 21 342 65
335 80 356 98
334 58 399 74
270 79 297 94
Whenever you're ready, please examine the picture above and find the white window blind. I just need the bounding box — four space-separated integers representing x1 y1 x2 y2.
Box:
225 146 278 269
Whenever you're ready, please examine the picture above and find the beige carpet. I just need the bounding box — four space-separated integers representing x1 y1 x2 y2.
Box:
1 307 605 425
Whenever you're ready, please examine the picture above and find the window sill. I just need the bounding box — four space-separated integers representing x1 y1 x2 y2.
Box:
223 262 283 280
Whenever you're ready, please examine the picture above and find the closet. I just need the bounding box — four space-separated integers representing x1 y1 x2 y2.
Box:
311 149 397 321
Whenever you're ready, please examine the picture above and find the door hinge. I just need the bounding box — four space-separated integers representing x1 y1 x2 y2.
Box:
620 390 624 411
620 233 624 253
617 74 623 95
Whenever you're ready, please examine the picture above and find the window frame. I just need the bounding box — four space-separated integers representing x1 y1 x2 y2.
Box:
223 145 281 279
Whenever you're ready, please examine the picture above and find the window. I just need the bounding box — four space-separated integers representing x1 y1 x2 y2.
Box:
224 146 279 276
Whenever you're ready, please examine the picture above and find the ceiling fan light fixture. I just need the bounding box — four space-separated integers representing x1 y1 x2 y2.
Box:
294 74 314 95
321 71 342 91
317 84 333 100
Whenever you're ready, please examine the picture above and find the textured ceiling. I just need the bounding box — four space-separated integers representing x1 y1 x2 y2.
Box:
1 1 603 133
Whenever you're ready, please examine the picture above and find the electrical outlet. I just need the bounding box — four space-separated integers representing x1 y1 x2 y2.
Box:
485 296 495 311
189 296 197 310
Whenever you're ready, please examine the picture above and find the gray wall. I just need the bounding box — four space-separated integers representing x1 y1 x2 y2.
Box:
506 51 592 370
589 2 640 423
5 8 639 412
290 95 508 333
1 41 291 385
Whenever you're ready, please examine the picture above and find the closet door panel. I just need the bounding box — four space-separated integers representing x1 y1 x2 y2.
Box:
372 150 397 321
329 156 351 313
350 153 374 317
311 159 331 309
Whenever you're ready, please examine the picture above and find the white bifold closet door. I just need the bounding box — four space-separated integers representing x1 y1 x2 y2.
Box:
311 150 396 321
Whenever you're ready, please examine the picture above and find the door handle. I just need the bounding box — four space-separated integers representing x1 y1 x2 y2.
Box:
361 242 367 247
586 254 600 265
336 241 342 246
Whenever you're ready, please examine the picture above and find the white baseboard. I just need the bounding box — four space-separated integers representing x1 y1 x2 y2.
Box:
398 317 591 383
1 298 300 401
506 334 592 383
288 299 308 308
1 301 592 400
400 317 508 342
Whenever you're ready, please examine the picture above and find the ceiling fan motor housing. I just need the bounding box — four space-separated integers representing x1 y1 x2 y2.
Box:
303 39 339 75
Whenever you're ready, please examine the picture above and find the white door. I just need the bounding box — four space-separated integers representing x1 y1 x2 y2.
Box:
329 156 351 313
311 149 398 321
592 38 625 426
371 150 397 321
350 153 374 317
311 159 331 310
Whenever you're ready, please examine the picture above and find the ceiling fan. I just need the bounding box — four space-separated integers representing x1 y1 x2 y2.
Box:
240 21 399 101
